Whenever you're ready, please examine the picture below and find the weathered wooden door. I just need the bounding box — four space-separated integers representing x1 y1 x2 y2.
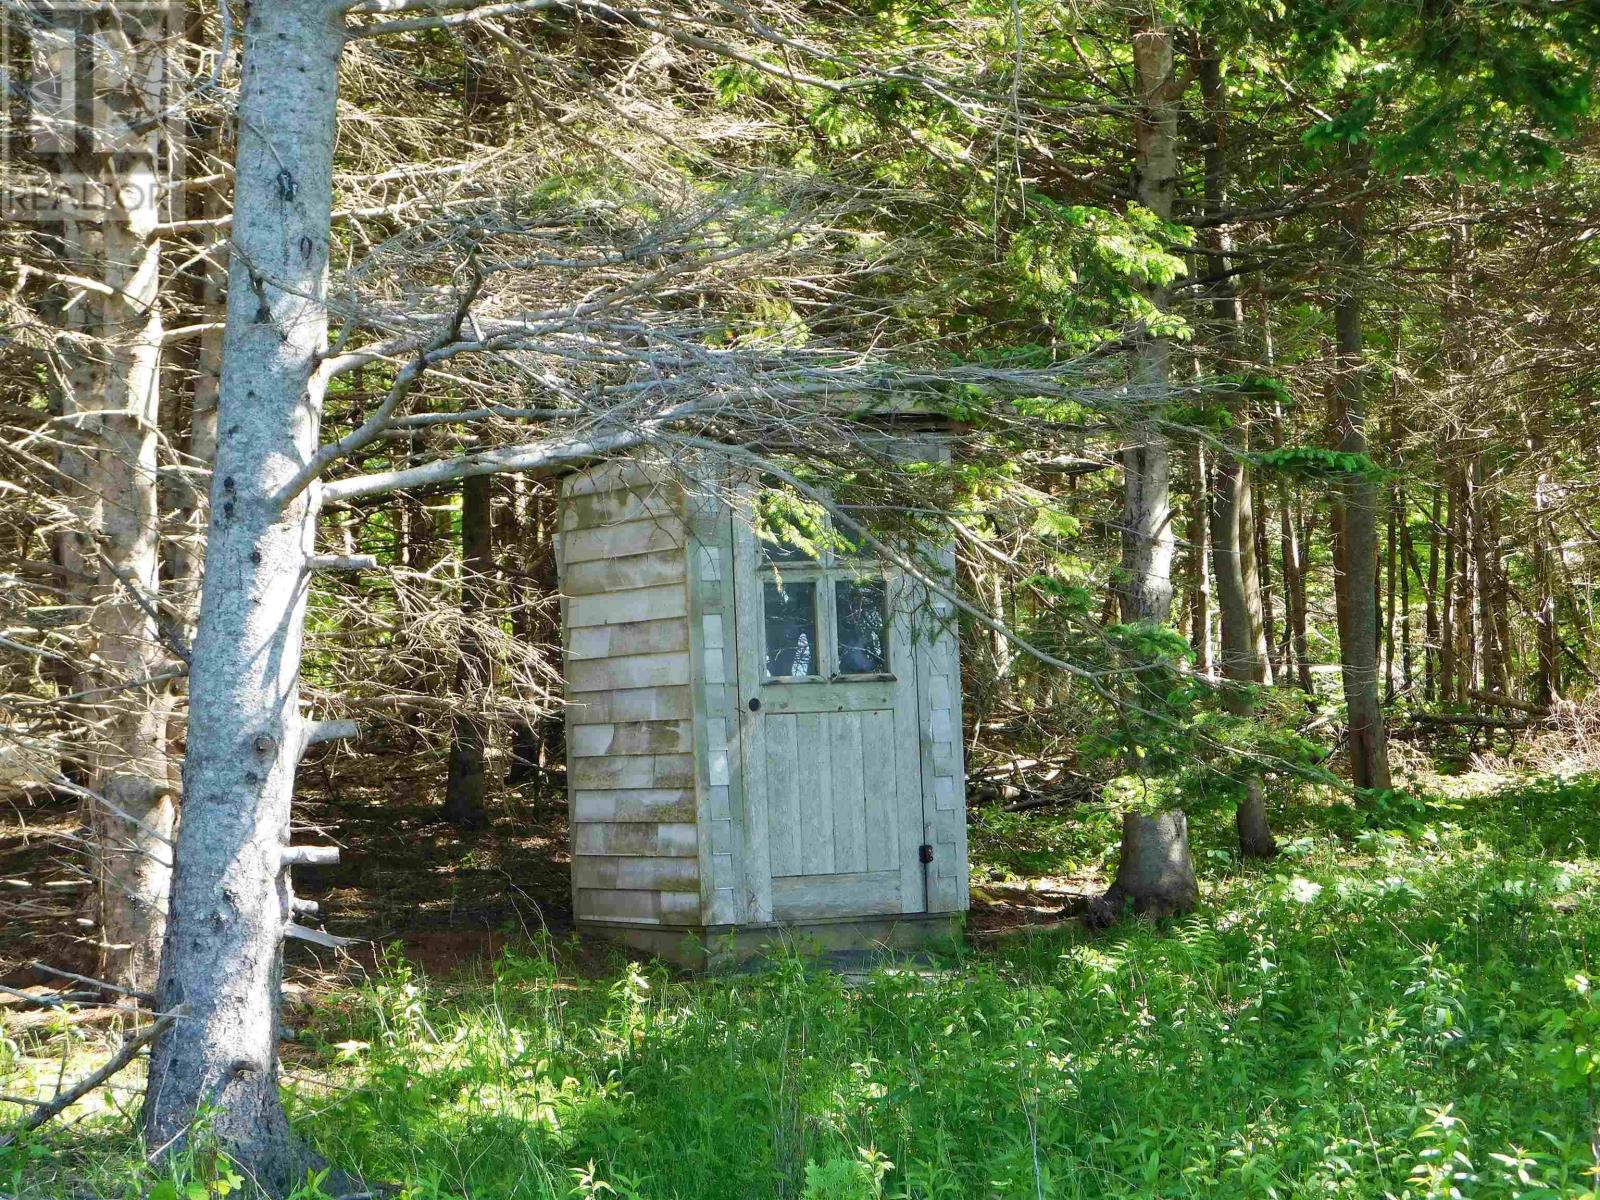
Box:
732 507 928 923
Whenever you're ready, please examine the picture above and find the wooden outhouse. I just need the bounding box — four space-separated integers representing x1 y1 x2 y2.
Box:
555 444 968 964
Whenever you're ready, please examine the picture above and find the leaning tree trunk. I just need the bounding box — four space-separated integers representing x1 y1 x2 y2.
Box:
1097 16 1196 921
444 473 494 828
145 0 345 1188
1328 175 1392 792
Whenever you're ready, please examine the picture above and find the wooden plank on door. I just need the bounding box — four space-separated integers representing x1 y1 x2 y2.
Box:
912 554 969 913
830 711 867 873
731 493 772 921
861 709 898 871
772 871 900 921
765 713 802 876
893 578 931 914
796 711 835 874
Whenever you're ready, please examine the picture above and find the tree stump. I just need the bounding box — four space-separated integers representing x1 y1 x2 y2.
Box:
1086 810 1199 926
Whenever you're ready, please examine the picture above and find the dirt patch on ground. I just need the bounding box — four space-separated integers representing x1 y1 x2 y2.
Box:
965 873 1098 939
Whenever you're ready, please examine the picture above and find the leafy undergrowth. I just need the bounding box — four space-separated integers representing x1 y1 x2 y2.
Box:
9 773 1600 1199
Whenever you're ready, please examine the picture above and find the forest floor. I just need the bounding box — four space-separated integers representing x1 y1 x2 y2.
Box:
5 752 1600 1199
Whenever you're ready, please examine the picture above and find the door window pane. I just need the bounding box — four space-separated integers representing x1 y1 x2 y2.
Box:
835 579 889 674
763 580 818 677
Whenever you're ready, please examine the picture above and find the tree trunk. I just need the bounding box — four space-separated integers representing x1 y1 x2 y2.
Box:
146 0 345 1188
1281 489 1314 693
1198 49 1274 855
1398 482 1414 697
1117 15 1176 629
1255 484 1276 681
1100 16 1190 921
444 473 494 828
1235 779 1277 859
1188 443 1214 675
1384 474 1398 704
1420 483 1441 702
1473 456 1506 696
989 562 1015 702
1457 462 1479 700
1087 811 1199 925
86 140 176 993
1533 438 1562 707
1099 18 1193 916
39 10 180 994
1271 359 1313 696
1328 175 1391 791
1439 470 1458 703
1199 49 1257 682
505 481 562 789
1484 476 1514 699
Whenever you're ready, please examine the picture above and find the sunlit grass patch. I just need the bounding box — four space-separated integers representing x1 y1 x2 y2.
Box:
7 771 1600 1199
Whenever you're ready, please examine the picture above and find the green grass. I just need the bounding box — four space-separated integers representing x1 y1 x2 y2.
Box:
8 773 1600 1199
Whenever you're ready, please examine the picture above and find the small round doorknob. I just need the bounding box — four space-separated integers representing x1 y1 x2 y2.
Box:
748 697 762 712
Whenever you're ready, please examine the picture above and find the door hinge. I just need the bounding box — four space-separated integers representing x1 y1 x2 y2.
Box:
918 843 934 864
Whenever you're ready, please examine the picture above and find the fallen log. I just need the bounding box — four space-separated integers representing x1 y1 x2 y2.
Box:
1407 712 1533 730
1466 689 1550 716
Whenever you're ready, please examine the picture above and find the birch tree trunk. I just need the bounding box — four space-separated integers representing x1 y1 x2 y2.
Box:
145 0 345 1184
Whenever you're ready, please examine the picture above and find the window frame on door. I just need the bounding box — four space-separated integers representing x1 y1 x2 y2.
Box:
758 531 894 685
